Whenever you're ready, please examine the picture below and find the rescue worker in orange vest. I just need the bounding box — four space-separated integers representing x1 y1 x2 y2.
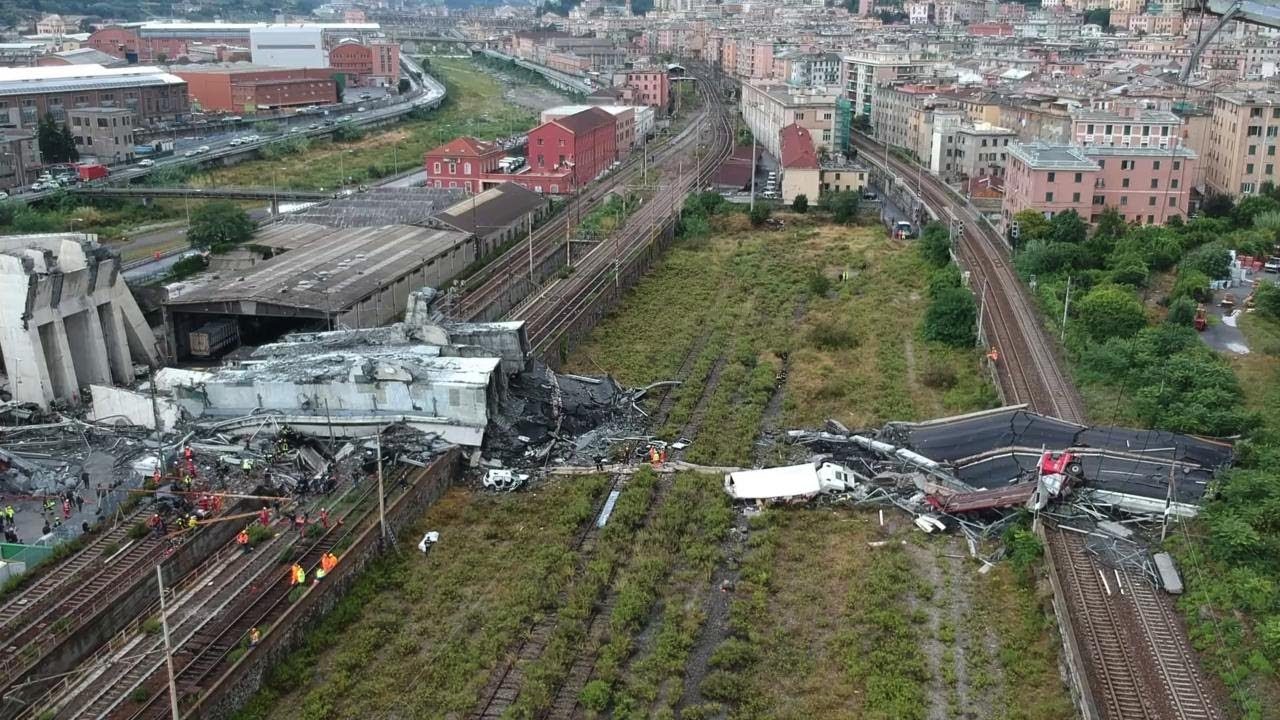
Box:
236 529 250 553
986 346 1000 363
649 446 660 466
289 563 305 586
322 551 338 575
249 626 261 646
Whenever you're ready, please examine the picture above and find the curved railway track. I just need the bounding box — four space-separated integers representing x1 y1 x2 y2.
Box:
851 131 1220 720
849 133 1085 424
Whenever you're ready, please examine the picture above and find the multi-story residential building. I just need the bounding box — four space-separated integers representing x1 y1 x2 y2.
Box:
1206 89 1280 196
527 107 617 189
542 104 638 159
779 122 820 203
1003 141 1197 228
872 83 955 159
943 122 1017 183
0 64 188 131
784 52 841 88
841 49 934 118
424 136 505 194
819 157 869 195
617 70 670 109
740 80 838 161
1070 108 1185 149
68 106 135 163
0 131 42 191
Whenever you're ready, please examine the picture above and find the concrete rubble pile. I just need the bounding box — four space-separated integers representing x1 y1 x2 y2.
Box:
740 405 1233 574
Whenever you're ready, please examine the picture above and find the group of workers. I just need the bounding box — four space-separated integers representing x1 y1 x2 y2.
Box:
287 552 339 586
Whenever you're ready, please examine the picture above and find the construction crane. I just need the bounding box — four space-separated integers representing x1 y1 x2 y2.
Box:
1179 0 1280 81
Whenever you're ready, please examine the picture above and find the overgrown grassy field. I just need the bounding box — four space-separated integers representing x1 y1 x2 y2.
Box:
566 212 997 466
193 57 537 191
698 508 1073 720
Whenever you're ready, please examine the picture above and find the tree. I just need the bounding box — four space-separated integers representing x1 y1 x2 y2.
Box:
818 190 859 224
1083 8 1110 27
1011 209 1050 248
331 72 346 103
155 52 168 64
187 201 254 250
791 194 808 214
918 221 951 267
1180 241 1231 279
1049 209 1087 245
1166 296 1198 327
59 123 78 162
1255 282 1280 319
1232 194 1280 229
36 113 76 164
749 203 771 227
397 78 410 94
1076 285 1147 342
923 286 977 347
1200 192 1235 219
1171 269 1212 303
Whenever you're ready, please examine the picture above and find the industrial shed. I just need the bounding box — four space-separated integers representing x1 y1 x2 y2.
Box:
164 223 472 359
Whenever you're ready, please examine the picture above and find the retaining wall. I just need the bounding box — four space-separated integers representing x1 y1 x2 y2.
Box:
190 448 461 719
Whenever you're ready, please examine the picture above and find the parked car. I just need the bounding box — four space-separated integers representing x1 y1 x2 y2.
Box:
183 149 198 157
197 145 211 153
138 159 155 168
1265 256 1280 273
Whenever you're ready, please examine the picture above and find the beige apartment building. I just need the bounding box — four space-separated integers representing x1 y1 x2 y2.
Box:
68 106 135 163
841 49 934 118
740 80 838 161
1206 90 1280 196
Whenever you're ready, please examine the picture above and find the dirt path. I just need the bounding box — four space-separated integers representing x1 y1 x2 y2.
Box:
674 353 729 458
674 510 747 714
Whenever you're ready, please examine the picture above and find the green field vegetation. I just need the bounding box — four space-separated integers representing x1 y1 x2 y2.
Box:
234 475 609 720
700 509 1072 720
566 194 995 466
1003 193 1280 717
193 57 536 191
0 193 181 244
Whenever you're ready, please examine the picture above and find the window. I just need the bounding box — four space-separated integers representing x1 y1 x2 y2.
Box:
1093 195 1105 205
1174 160 1182 170
1248 163 1256 174
1121 160 1134 170
1147 215 1155 224
1122 178 1130 188
1171 178 1179 189
1271 147 1277 157
1253 108 1264 118
1250 145 1258 155
1121 195 1128 205
1169 196 1178 207
1072 192 1081 202
1150 178 1159 189
463 162 471 174
1271 164 1277 175
1142 125 1150 136
1105 124 1113 134
537 138 543 146
1098 159 1106 169
1149 196 1157 206
1045 191 1054 202
1047 172 1056 182
1087 123 1094 134
1161 126 1170 136
432 162 440 173
1249 126 1262 136
1153 160 1161 170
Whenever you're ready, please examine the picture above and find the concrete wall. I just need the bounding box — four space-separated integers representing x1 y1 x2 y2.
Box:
192 450 460 720
89 384 182 431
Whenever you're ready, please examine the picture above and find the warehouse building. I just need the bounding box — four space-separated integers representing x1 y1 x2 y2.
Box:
0 64 188 131
87 22 382 63
173 64 337 113
0 234 158 408
163 223 474 360
434 183 548 257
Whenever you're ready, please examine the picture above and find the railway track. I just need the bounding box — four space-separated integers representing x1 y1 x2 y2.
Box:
104 472 399 720
513 78 733 354
469 476 625 720
850 133 1222 720
849 133 1084 424
454 93 720 323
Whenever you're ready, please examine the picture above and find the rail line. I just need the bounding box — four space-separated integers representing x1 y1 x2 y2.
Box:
468 475 626 720
455 93 720 322
513 77 733 354
849 133 1085 424
106 469 402 720
850 133 1221 720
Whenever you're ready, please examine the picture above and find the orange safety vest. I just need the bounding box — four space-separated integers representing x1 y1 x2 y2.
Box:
236 531 249 545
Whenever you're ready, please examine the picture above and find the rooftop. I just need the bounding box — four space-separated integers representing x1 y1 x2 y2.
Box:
779 123 818 169
0 64 184 97
549 107 615 135
1216 89 1280 106
135 21 380 32
286 187 467 228
1071 108 1182 124
1009 141 1098 170
167 223 470 313
435 182 545 236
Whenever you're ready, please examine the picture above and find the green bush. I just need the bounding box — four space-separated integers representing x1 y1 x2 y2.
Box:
699 670 745 703
808 317 858 350
1166 296 1197 327
791 194 808 213
749 203 772 227
1171 269 1212 303
918 221 951 267
1179 241 1232 279
579 679 611 712
922 284 976 348
708 637 756 670
1075 285 1147 342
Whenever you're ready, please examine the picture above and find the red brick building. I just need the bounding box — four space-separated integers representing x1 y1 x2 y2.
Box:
328 41 400 87
528 107 616 188
618 70 669 110
174 65 337 113
423 108 617 196
424 136 506 193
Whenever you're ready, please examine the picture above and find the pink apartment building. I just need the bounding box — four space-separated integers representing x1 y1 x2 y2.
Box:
1003 141 1198 229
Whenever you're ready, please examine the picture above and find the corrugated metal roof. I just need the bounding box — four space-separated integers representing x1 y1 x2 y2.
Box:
0 64 184 97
